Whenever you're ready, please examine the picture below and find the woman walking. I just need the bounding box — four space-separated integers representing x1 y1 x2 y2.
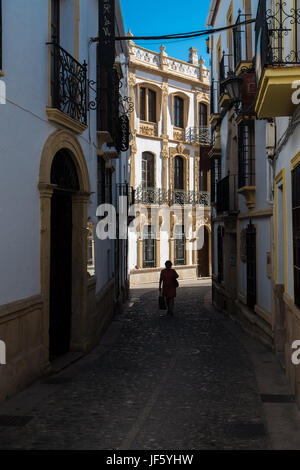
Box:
159 260 179 315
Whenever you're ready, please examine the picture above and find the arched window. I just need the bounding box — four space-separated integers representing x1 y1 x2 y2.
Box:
140 87 157 123
142 152 155 188
174 156 184 190
199 103 208 127
174 96 184 128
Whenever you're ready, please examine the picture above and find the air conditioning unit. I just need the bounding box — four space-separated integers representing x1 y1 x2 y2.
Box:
266 120 276 159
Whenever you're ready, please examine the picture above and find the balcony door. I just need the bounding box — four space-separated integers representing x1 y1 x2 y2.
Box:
142 152 155 189
51 0 60 43
199 103 208 127
174 156 184 190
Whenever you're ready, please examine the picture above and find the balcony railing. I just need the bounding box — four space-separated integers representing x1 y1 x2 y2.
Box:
133 188 210 206
186 127 210 145
216 175 239 214
50 42 87 125
256 0 300 66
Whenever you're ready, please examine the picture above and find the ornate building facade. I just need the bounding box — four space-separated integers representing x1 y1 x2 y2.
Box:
128 40 211 285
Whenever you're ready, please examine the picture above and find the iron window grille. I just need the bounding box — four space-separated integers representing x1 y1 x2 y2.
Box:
49 42 87 125
238 122 255 189
210 78 220 115
143 226 156 268
246 222 257 310
233 10 252 69
174 225 186 266
292 163 300 308
211 156 221 204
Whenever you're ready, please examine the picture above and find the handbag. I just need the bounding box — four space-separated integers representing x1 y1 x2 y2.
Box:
159 295 167 310
175 279 179 288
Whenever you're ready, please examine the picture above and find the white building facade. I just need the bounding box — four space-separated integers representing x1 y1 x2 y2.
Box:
207 0 274 345
0 0 130 401
128 41 212 285
255 0 300 405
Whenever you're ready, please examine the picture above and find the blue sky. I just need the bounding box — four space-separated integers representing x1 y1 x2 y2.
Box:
120 0 211 66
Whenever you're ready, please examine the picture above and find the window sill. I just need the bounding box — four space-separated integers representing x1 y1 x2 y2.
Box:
46 107 87 135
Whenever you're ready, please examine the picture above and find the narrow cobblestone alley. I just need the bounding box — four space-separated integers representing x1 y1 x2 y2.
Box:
0 281 299 450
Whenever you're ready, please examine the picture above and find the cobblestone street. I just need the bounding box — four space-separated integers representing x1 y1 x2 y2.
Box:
0 280 299 450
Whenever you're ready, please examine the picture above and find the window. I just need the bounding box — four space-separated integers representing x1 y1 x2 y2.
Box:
174 96 184 128
174 225 186 266
143 226 155 268
238 122 255 188
174 156 184 190
292 163 300 308
105 168 113 204
97 158 113 205
51 0 60 43
199 103 208 127
140 87 157 123
142 152 155 188
0 0 2 70
140 87 146 121
148 89 156 123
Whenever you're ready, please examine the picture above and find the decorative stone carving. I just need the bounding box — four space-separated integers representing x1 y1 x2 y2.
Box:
128 72 136 87
139 122 158 137
173 129 185 141
176 143 185 154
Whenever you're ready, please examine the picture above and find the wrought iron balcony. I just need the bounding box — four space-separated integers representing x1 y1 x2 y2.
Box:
256 0 300 67
186 127 210 145
133 187 210 206
216 175 238 214
49 42 87 125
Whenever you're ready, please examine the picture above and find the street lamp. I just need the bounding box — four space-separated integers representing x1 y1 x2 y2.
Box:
222 73 243 110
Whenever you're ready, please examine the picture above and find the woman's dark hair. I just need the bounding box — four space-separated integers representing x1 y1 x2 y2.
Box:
165 260 172 267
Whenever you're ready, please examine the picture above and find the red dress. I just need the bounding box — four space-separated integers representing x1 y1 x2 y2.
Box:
161 269 178 299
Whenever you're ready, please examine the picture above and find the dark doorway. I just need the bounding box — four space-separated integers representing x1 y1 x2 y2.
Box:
50 191 72 358
49 150 79 359
198 227 209 277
